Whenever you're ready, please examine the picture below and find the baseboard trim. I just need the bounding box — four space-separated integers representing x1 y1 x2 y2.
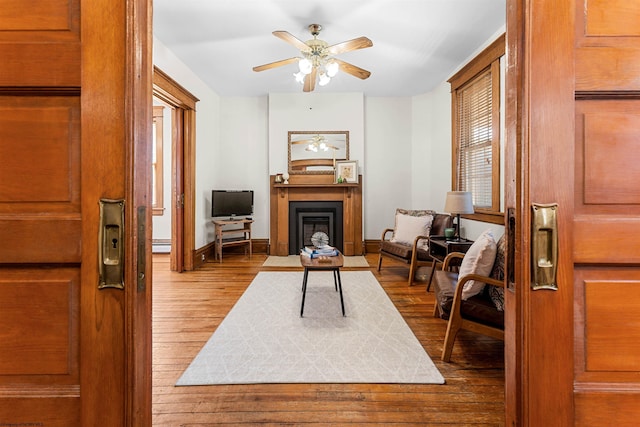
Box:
364 239 381 255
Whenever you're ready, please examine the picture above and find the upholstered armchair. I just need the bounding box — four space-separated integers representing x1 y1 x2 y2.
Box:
377 209 453 286
432 231 506 362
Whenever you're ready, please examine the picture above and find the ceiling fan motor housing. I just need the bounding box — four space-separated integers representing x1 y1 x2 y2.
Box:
303 39 330 66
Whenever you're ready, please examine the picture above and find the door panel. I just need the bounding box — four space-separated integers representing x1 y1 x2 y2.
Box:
0 269 79 375
0 0 152 425
0 96 81 263
573 1 640 423
0 3 83 424
508 0 640 425
0 0 79 87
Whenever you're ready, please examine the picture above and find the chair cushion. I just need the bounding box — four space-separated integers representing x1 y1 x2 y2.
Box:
458 229 497 300
391 212 433 249
381 240 413 258
380 241 430 261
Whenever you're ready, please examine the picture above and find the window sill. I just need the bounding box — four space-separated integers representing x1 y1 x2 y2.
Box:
462 211 504 225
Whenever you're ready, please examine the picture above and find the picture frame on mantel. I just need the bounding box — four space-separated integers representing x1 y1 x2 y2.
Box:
335 160 358 183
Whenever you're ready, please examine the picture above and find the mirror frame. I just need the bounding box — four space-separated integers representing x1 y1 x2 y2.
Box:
288 130 350 175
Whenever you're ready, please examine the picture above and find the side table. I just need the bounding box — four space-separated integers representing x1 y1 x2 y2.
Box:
426 236 474 291
212 219 253 263
299 251 345 317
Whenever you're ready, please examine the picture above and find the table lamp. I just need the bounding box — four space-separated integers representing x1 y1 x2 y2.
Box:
444 191 474 240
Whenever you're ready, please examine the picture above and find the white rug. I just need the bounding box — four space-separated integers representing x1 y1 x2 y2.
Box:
176 271 445 385
263 255 369 268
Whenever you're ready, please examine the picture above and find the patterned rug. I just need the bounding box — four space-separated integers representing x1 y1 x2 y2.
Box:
262 255 369 268
176 271 444 385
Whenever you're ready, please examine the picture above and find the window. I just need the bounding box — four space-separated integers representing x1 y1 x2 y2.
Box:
449 34 504 223
152 105 165 215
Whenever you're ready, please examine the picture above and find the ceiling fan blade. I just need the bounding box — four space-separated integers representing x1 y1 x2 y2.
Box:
273 31 310 52
291 139 315 144
303 68 317 92
333 58 371 80
253 57 299 72
326 36 373 55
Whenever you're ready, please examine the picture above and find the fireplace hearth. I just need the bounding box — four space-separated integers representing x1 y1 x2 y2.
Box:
289 201 343 254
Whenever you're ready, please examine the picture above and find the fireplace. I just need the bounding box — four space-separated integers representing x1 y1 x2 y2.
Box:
289 201 343 254
269 174 363 256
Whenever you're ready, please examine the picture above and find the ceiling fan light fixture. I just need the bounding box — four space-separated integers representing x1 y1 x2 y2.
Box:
318 71 331 86
298 58 312 75
293 71 305 84
326 60 339 77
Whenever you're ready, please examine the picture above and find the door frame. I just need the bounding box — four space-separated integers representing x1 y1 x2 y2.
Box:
122 0 153 424
152 67 199 271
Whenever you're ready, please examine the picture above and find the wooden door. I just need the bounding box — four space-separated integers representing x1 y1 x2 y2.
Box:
0 1 152 426
506 0 640 425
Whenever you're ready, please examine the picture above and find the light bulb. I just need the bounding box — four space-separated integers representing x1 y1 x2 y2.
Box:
319 142 327 151
318 72 331 86
326 61 339 77
298 58 312 75
293 71 305 84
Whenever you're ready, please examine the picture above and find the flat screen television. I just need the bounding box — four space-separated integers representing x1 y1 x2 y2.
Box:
211 190 254 219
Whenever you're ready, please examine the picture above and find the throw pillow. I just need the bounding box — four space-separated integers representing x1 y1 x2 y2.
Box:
391 213 433 249
395 208 435 218
488 286 505 311
488 234 506 311
458 229 498 300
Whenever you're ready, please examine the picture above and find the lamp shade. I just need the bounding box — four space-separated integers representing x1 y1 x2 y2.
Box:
444 191 474 214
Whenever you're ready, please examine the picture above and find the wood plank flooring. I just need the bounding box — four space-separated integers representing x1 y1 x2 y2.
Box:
152 253 505 426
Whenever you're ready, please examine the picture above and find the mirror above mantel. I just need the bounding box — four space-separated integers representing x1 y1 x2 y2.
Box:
288 130 349 175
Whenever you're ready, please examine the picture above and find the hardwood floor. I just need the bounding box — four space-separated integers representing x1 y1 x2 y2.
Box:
152 253 505 426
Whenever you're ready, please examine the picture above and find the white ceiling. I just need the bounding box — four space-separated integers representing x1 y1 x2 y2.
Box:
153 0 506 97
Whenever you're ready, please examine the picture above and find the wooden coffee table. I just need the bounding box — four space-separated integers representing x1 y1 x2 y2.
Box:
299 251 345 317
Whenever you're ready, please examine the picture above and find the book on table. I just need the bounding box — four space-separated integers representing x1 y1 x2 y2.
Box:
301 246 339 258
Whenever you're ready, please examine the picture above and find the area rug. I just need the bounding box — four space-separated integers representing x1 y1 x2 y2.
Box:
262 255 369 268
176 271 445 385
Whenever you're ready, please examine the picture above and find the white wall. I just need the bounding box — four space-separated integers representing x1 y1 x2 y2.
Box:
412 82 452 213
363 97 413 238
210 96 269 240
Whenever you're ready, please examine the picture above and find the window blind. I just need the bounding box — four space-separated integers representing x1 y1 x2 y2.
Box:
456 69 493 209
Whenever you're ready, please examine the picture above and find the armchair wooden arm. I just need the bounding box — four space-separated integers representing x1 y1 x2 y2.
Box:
380 228 394 241
441 252 465 270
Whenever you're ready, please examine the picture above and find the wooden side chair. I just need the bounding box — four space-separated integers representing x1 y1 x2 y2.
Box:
377 209 453 286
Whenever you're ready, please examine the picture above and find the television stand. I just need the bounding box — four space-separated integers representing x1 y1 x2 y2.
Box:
212 218 253 263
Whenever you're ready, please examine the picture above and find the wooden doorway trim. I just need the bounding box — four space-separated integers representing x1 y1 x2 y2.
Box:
125 0 153 423
152 67 199 271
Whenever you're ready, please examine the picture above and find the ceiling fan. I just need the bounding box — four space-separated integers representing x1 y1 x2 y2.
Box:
253 24 373 92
